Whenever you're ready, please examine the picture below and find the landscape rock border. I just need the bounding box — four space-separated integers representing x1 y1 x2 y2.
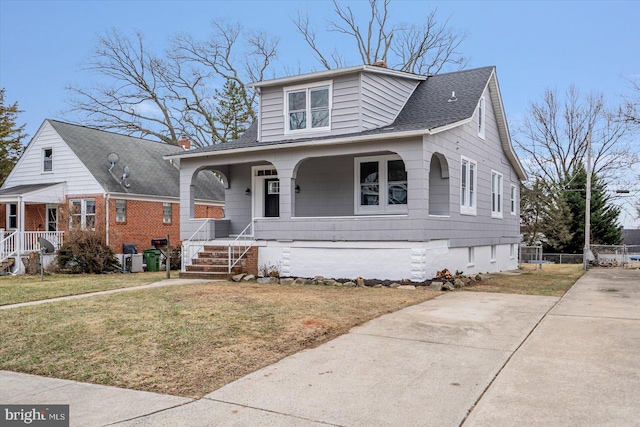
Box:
230 269 484 291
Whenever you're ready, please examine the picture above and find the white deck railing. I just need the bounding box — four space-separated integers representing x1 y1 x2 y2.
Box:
1 230 18 264
1 231 64 270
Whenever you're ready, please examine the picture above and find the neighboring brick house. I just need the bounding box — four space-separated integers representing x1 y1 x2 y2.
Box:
0 120 224 274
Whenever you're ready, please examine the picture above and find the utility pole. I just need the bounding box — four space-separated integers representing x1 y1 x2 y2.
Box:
583 125 592 271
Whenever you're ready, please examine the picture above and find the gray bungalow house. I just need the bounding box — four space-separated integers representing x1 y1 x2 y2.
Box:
170 65 527 280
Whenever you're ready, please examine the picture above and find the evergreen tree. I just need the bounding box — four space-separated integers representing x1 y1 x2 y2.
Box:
215 79 254 143
561 165 622 253
0 89 28 186
521 178 573 252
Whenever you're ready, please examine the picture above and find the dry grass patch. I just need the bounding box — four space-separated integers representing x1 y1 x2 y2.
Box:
0 282 439 398
463 264 584 296
0 272 167 305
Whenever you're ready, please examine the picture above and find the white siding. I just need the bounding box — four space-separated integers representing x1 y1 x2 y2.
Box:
361 72 419 130
3 121 103 195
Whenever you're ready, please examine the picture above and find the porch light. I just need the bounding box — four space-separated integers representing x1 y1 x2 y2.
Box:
295 185 300 193
245 188 251 196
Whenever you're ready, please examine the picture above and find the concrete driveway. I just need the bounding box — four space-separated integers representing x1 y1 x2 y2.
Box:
2 268 638 426
464 268 640 427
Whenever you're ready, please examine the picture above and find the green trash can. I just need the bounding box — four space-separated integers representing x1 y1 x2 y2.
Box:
143 249 162 272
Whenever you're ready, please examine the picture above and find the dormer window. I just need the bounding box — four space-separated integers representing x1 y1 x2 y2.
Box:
285 81 332 133
43 148 53 172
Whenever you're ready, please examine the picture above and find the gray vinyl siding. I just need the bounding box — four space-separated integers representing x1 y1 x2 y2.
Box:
422 86 520 248
259 86 285 141
223 164 253 234
361 72 419 130
258 72 416 142
295 156 354 217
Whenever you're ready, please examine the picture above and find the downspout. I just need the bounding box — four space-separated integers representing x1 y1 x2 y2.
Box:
105 193 110 247
16 195 24 274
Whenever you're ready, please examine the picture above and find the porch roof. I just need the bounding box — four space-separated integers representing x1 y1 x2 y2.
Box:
0 183 66 204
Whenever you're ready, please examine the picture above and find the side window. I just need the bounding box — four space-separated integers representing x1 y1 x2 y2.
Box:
116 199 126 222
460 157 477 215
163 203 172 223
491 171 503 218
43 148 53 172
510 185 517 215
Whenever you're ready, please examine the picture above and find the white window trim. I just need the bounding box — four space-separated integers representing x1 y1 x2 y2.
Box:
115 199 126 223
354 154 407 215
42 147 53 173
490 245 497 263
163 202 172 224
69 199 96 230
7 203 17 230
46 204 58 232
477 97 486 139
460 156 477 216
467 246 475 267
491 170 503 219
510 184 517 215
510 243 517 259
284 80 332 135
251 165 278 220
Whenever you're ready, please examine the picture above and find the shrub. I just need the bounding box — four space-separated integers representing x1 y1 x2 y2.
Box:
57 231 120 274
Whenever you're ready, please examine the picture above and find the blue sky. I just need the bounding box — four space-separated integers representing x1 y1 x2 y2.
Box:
1 0 639 226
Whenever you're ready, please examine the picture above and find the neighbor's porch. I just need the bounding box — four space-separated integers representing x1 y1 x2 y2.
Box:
0 183 66 274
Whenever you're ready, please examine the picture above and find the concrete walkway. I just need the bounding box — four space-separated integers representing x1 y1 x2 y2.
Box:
0 278 214 310
1 268 638 426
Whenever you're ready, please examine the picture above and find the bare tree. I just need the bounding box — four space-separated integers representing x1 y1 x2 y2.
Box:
293 0 466 74
621 76 640 126
515 86 637 187
66 22 278 147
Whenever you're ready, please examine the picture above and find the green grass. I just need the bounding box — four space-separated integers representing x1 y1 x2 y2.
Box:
463 264 585 297
0 272 167 305
0 282 439 397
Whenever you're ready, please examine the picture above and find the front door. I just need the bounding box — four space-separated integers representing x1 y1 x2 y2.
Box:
264 179 279 217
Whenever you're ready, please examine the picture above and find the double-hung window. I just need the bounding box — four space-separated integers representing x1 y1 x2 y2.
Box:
163 203 172 223
460 156 477 215
491 171 503 218
510 184 517 215
285 81 331 133
7 204 17 229
42 148 53 172
115 199 126 222
70 199 96 230
355 155 407 214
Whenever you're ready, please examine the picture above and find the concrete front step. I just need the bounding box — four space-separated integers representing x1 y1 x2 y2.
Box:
178 271 235 280
186 265 244 274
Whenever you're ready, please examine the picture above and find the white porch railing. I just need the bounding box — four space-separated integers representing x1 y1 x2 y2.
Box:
1 230 18 264
1 231 64 272
181 219 215 272
228 222 255 273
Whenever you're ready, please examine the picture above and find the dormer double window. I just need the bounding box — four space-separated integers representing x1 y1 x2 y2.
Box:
285 81 332 134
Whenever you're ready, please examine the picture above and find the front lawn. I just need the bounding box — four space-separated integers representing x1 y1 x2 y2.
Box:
463 264 584 296
0 272 167 305
0 282 438 398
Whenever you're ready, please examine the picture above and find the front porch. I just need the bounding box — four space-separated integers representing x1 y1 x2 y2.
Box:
0 183 66 274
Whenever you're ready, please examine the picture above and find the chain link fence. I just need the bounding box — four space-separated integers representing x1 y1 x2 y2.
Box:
590 245 640 268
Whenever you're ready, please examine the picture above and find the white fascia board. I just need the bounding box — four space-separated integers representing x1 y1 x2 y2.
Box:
487 70 528 181
248 65 425 88
165 128 432 161
106 192 224 205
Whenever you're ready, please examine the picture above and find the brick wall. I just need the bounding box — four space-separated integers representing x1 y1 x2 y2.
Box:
194 204 223 219
2 197 223 254
245 246 258 276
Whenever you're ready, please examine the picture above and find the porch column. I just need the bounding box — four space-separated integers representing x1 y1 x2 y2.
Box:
277 170 294 221
16 195 24 274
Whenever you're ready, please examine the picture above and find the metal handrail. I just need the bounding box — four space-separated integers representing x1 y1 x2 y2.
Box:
228 221 255 273
181 219 215 272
